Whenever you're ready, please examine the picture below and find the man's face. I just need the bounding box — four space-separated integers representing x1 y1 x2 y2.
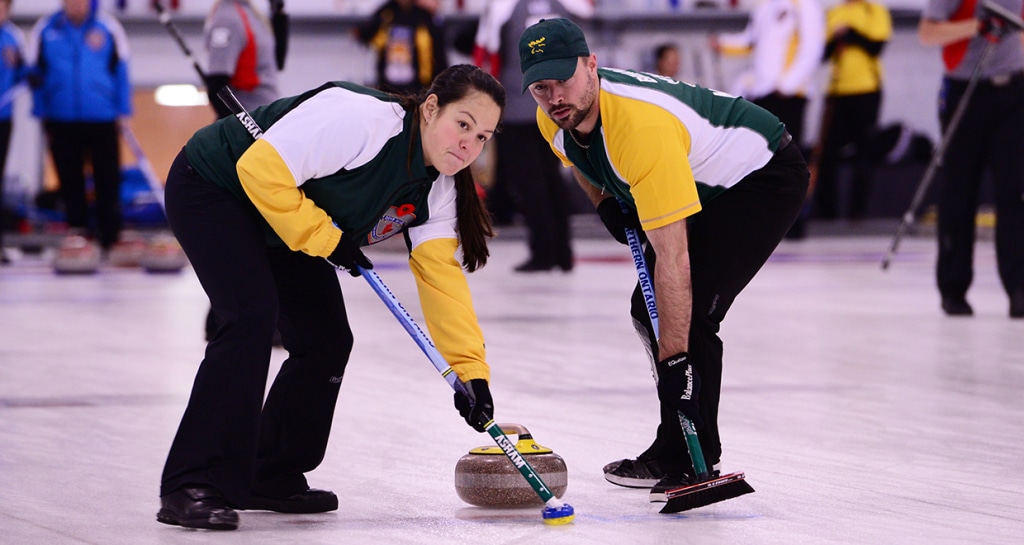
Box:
64 0 91 24
526 56 598 132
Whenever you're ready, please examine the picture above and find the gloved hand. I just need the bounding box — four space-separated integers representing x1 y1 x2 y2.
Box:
326 232 372 277
979 16 1010 42
656 352 703 428
596 198 643 245
454 379 494 433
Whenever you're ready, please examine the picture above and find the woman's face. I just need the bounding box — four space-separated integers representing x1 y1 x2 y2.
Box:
420 90 500 176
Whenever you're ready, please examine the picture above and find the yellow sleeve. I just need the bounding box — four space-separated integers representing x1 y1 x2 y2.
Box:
605 98 702 230
236 138 342 258
409 237 489 383
867 5 893 41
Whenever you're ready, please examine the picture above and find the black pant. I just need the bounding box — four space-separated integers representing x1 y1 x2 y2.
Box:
160 150 353 504
753 93 808 151
937 74 1024 300
813 91 882 219
0 120 11 252
496 123 573 267
45 121 122 249
630 140 808 471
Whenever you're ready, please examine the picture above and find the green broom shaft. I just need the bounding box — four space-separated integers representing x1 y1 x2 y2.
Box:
484 421 557 504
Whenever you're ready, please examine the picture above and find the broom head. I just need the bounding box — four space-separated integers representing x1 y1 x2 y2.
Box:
659 471 754 514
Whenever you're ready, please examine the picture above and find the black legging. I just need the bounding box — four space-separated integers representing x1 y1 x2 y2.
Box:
160 150 353 505
0 120 11 256
629 140 808 472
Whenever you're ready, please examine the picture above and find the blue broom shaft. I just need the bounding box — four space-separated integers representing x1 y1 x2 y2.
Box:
622 207 709 474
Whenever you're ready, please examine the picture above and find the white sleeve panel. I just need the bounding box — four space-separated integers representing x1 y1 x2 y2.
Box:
778 0 826 95
97 12 131 59
259 87 406 188
408 174 459 250
557 0 597 18
474 0 517 51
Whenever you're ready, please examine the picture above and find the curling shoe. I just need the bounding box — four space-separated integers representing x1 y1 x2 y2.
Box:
603 452 667 488
157 486 239 530
245 487 338 513
649 463 722 503
1010 290 1024 319
941 296 973 316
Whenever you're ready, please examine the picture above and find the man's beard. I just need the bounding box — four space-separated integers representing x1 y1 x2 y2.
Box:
553 105 589 131
551 70 596 131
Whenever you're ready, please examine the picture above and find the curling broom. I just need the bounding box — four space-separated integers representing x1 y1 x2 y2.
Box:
621 203 754 513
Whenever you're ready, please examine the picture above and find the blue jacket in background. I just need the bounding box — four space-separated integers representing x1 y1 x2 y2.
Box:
29 7 132 122
0 20 27 121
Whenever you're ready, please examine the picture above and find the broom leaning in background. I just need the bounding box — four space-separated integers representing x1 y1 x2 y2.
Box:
620 203 754 514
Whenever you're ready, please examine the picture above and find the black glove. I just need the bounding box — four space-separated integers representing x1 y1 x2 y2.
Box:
326 232 372 277
454 379 494 433
656 352 703 428
203 73 233 119
596 198 643 245
980 16 1010 42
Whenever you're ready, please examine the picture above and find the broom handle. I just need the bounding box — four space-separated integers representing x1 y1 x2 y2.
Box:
621 201 710 478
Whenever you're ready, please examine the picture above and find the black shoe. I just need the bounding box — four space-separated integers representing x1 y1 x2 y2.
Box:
514 259 556 273
1010 291 1024 319
157 486 239 530
602 452 668 488
245 488 338 513
649 465 722 503
942 296 973 316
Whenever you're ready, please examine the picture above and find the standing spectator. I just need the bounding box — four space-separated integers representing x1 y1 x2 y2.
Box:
203 0 281 120
28 0 132 254
202 0 283 342
355 0 448 96
813 0 891 221
473 0 594 272
919 0 1024 317
0 0 25 265
653 42 681 79
713 0 824 238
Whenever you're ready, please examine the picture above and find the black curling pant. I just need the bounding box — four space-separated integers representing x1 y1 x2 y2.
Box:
160 150 353 505
629 140 808 472
497 123 574 267
936 74 1024 301
45 121 123 249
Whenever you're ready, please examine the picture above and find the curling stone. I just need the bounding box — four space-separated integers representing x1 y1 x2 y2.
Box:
53 235 101 275
139 233 187 273
454 423 567 508
107 230 147 268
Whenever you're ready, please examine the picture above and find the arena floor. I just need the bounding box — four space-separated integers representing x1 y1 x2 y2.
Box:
1 231 1021 544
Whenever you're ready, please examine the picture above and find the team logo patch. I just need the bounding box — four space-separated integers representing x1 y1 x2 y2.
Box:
368 204 416 244
2 46 18 68
86 29 107 52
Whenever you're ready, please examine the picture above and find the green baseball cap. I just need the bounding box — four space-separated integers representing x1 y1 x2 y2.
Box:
518 18 590 93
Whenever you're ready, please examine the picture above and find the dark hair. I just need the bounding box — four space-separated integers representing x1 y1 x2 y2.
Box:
400 64 506 272
655 43 677 60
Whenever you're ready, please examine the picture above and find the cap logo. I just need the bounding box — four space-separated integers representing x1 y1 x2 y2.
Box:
529 37 546 54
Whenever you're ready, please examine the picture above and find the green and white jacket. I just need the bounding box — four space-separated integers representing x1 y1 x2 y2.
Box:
185 81 489 382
